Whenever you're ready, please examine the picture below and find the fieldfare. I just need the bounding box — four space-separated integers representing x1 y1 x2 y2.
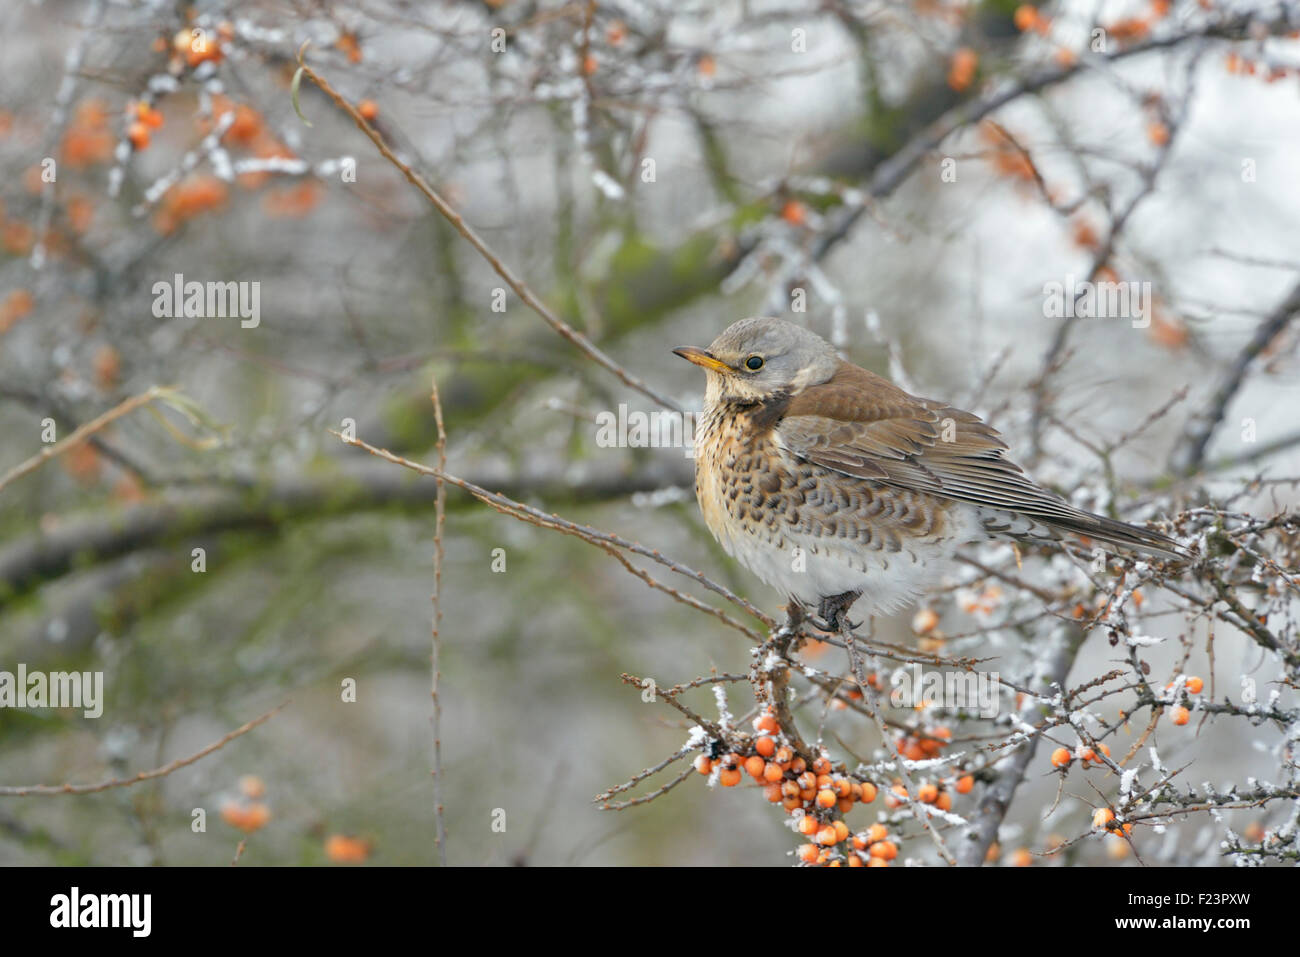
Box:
674 317 1184 630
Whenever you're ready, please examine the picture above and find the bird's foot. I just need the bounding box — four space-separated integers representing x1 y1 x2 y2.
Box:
812 590 863 634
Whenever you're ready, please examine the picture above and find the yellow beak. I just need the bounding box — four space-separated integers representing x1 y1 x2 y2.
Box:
672 347 732 374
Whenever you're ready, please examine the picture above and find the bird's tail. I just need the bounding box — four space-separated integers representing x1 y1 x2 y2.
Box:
976 505 1190 562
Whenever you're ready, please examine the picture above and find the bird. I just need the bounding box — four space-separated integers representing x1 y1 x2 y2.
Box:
673 317 1186 631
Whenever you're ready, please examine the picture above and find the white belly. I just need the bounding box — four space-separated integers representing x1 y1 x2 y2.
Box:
715 513 974 617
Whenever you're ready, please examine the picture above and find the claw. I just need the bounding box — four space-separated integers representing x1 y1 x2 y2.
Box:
816 590 863 634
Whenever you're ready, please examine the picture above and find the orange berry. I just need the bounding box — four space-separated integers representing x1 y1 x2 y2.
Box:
175 27 222 67
797 772 816 791
782 796 801 811
719 767 741 787
848 853 864 867
832 820 850 843
135 102 164 129
745 755 766 780
947 47 978 92
780 199 806 226
323 834 370 863
93 345 120 389
798 814 820 836
127 122 150 150
858 781 878 803
220 800 270 833
763 784 784 803
834 778 853 798
1171 705 1190 726
1050 747 1072 768
0 288 35 334
1013 4 1039 31
1146 122 1170 147
1186 676 1204 694
694 755 712 775
1078 747 1097 764
817 826 839 846
869 840 898 860
917 783 939 804
335 31 362 64
866 823 888 844
956 775 974 794
1010 847 1033 867
816 789 837 809
790 756 807 775
797 843 819 863
812 756 832 775
357 99 379 122
837 798 855 814
782 780 800 798
936 791 953 812
1093 807 1116 829
218 102 263 145
775 746 793 765
763 762 785 784
866 857 889 867
911 607 939 634
755 736 777 758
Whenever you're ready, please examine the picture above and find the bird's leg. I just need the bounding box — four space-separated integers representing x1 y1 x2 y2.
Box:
813 590 863 634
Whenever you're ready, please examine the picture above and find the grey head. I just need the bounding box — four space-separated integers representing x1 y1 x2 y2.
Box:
673 317 841 403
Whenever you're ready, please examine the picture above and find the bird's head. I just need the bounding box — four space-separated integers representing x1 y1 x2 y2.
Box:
673 317 840 404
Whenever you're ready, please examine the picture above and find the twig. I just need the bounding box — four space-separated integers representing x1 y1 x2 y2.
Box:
1170 277 1300 475
0 703 287 797
295 47 684 415
330 430 774 627
429 375 449 866
955 623 1084 865
0 386 170 495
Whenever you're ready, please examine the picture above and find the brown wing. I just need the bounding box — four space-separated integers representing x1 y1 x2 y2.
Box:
776 362 1185 559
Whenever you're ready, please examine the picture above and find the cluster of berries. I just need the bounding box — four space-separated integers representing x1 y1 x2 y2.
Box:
695 710 978 866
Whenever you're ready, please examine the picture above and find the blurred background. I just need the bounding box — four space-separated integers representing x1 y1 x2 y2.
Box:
0 0 1297 865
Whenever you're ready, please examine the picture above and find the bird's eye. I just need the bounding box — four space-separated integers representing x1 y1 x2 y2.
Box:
745 355 764 371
